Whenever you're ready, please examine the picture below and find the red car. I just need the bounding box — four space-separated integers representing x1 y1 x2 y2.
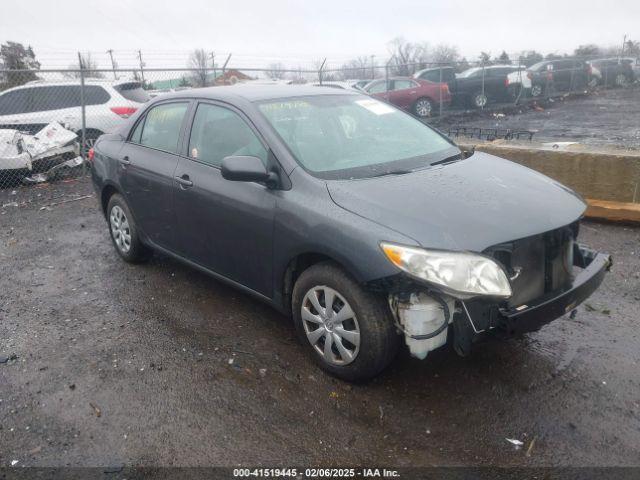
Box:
363 77 451 118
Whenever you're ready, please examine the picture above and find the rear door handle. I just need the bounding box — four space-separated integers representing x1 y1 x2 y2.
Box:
119 156 131 165
175 174 193 188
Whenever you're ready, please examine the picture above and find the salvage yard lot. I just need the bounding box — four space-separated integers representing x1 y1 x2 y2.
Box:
433 86 640 148
1 177 639 467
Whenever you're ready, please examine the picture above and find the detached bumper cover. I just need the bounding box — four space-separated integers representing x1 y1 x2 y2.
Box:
498 246 611 334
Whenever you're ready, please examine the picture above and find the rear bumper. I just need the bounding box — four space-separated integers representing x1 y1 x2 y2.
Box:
498 246 611 334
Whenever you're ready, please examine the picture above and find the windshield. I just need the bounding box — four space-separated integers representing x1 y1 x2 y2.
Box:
257 95 457 179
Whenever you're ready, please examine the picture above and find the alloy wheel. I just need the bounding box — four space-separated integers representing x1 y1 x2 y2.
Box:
474 93 488 108
110 205 132 254
301 286 360 366
615 74 628 87
531 85 543 97
415 99 432 117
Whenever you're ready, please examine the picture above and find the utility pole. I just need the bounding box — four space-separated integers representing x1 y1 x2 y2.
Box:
210 51 216 79
620 34 627 59
370 54 375 79
137 49 146 84
106 49 117 79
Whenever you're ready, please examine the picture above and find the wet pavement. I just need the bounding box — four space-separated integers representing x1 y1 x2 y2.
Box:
1 178 639 468
432 86 640 148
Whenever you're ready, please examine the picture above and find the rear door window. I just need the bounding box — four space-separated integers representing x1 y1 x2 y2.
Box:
114 83 150 103
392 80 414 91
139 102 189 153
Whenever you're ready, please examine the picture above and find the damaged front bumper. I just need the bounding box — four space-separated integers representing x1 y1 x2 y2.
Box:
497 246 611 334
389 244 611 359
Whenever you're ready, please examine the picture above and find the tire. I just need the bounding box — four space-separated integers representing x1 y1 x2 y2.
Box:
614 73 629 87
530 84 544 97
413 97 434 118
470 91 489 109
292 262 399 382
106 193 150 263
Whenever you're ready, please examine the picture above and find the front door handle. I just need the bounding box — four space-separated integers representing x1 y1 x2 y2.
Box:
175 174 193 188
119 156 131 165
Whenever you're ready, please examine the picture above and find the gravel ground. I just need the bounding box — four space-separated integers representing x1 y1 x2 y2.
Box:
1 177 639 468
432 86 640 148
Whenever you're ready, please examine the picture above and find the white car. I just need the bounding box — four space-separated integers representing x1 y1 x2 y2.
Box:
0 79 150 144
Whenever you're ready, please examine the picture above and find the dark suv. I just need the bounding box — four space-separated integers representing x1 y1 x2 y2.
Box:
90 85 610 381
525 59 593 97
414 65 524 108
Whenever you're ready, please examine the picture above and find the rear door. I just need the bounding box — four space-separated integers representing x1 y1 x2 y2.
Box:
172 101 276 296
387 79 418 110
118 100 190 250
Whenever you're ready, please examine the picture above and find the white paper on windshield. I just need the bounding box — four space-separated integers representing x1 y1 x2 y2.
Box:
355 99 394 115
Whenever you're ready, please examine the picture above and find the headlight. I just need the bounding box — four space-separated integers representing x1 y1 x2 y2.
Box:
381 242 512 298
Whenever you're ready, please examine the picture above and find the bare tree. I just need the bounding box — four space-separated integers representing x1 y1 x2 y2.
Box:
64 53 104 78
188 49 210 87
387 37 428 75
431 44 459 65
266 62 286 80
339 56 370 80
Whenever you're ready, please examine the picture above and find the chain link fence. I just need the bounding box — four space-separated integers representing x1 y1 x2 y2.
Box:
1 56 638 188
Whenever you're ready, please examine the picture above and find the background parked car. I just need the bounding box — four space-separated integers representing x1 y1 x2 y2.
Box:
312 81 362 91
0 79 150 146
363 77 451 118
414 65 524 108
506 59 593 98
587 58 635 87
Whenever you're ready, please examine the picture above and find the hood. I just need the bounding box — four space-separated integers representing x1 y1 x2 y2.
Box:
327 152 586 252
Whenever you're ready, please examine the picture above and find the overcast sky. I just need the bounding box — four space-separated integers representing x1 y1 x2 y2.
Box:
1 0 637 69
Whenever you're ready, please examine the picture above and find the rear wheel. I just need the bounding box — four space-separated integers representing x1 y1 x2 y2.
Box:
413 97 434 118
107 193 150 263
530 84 544 97
470 91 489 109
292 262 399 382
614 73 629 87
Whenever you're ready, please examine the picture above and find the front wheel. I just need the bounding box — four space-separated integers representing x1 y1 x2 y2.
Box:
413 97 434 118
292 262 399 382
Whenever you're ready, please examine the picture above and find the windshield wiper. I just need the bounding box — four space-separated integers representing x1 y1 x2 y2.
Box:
368 169 413 178
430 153 463 166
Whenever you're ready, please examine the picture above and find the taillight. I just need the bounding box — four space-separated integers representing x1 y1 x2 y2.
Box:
504 77 509 87
527 72 533 80
441 84 450 94
110 106 137 118
88 147 95 162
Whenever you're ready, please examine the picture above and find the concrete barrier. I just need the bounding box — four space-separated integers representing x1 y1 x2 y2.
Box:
458 141 640 222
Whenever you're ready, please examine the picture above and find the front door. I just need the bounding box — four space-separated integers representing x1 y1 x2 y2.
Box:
172 101 276 297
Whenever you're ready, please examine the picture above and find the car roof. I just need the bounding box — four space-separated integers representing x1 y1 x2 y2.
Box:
155 84 357 103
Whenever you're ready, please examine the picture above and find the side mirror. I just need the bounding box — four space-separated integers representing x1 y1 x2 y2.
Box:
221 155 269 182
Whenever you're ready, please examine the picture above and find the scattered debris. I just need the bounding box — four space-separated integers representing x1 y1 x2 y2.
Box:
228 358 234 365
22 156 84 184
505 438 524 449
68 384 76 390
259 368 267 377
526 436 537 457
39 194 93 210
0 354 17 364
89 402 102 417
11 460 19 466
